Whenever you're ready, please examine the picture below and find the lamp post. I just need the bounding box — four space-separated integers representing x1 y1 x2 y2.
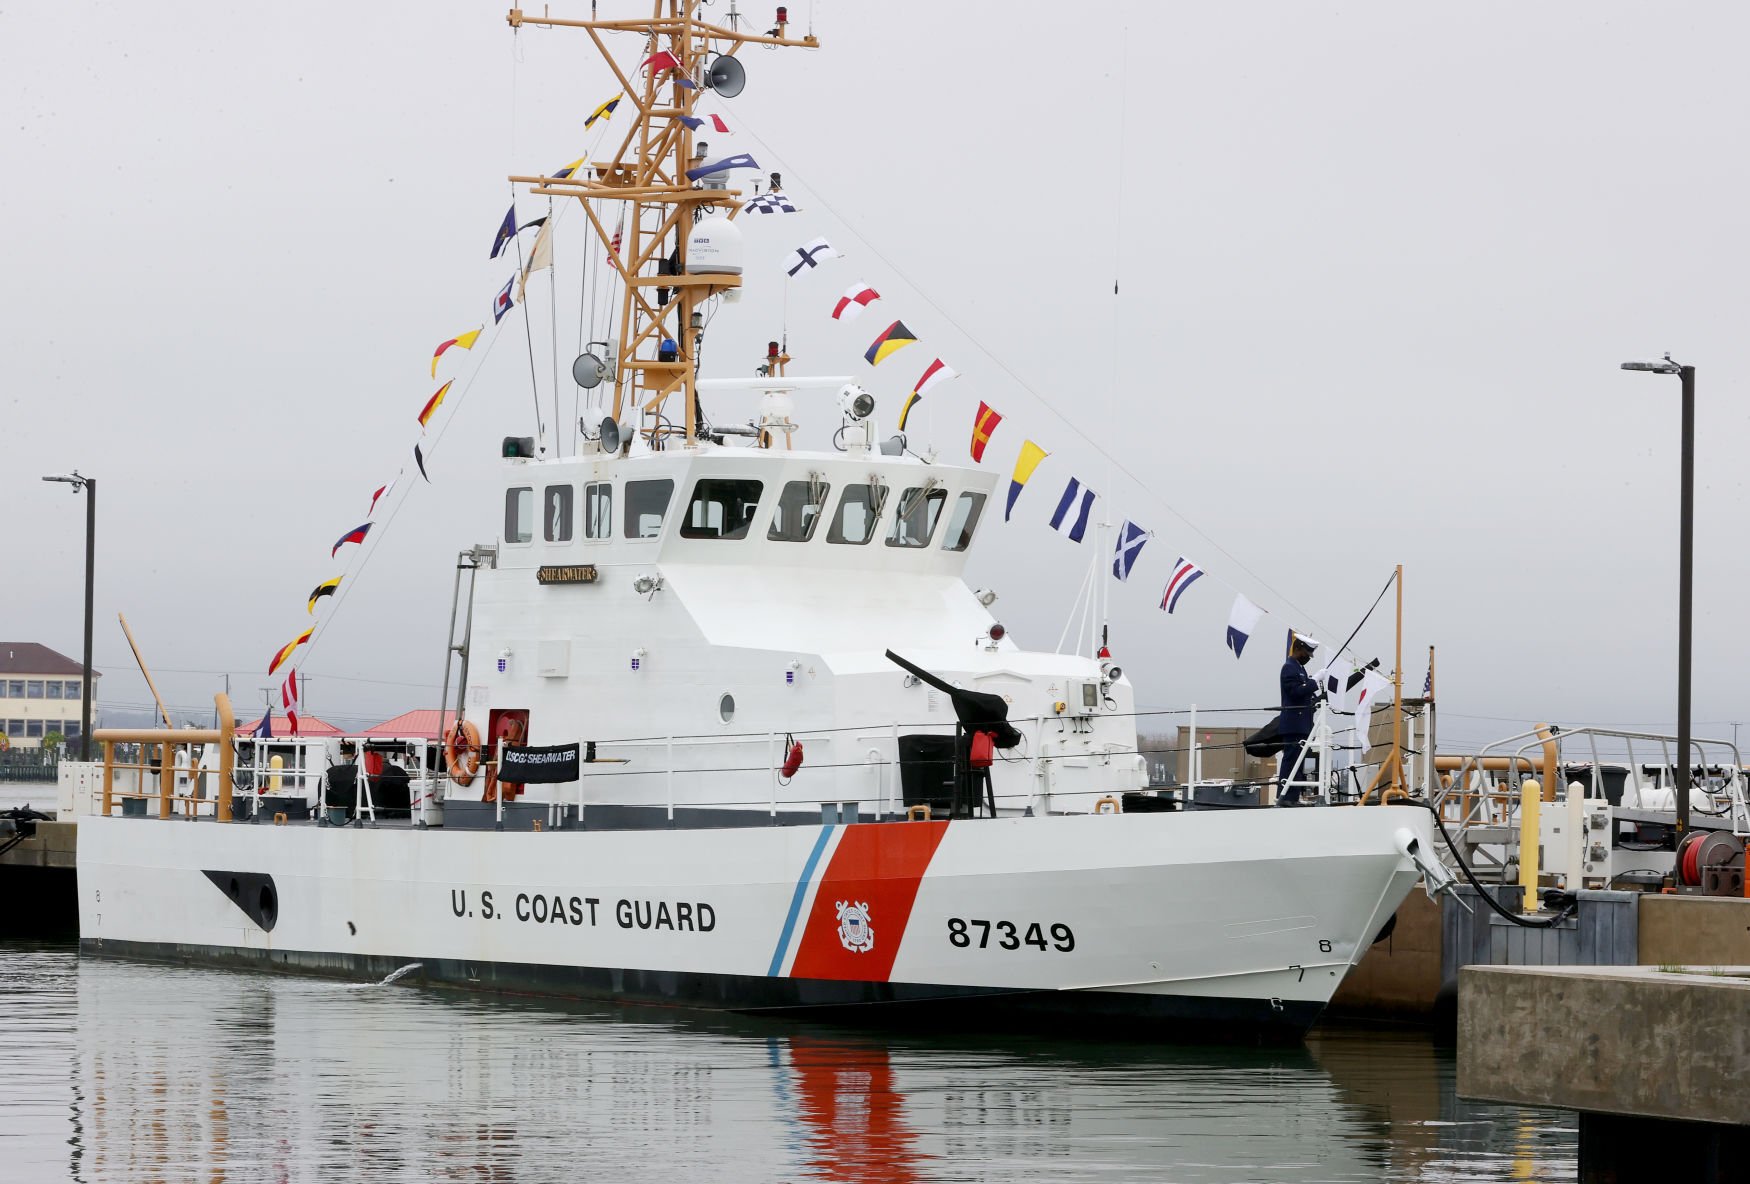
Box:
42 472 96 762
1620 355 1694 833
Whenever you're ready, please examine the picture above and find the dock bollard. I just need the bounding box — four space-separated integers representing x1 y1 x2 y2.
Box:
1518 778 1541 914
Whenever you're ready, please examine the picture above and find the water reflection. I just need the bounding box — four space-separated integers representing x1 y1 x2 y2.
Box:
0 946 1575 1182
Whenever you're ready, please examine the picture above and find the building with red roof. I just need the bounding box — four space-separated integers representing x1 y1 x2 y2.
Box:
360 709 457 741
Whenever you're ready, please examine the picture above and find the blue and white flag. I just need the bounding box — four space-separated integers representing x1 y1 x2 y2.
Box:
492 276 515 323
253 704 274 739
1050 477 1095 543
783 236 839 277
1111 520 1149 581
744 191 798 214
684 152 759 181
1226 593 1263 658
1160 557 1203 613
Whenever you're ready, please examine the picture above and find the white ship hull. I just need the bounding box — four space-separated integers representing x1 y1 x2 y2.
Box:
78 804 1430 1037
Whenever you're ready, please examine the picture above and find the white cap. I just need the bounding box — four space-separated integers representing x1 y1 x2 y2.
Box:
1294 634 1321 651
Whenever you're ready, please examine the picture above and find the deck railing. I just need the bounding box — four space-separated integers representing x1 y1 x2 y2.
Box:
92 693 236 821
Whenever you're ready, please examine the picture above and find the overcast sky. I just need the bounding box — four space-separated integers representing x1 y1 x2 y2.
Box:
5 2 1749 751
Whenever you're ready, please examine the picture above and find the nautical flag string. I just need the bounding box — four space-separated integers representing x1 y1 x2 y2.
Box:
1006 441 1048 521
414 443 430 482
493 277 516 323
642 49 681 73
897 393 922 432
307 577 341 614
1049 477 1096 543
430 329 481 378
417 381 453 431
367 479 395 517
1111 520 1150 581
331 522 371 558
911 358 957 398
970 402 1003 463
864 319 917 366
685 152 759 181
679 113 732 133
1226 594 1263 659
832 282 881 321
743 191 798 214
281 671 301 737
585 96 620 128
1159 557 1203 614
489 205 517 259
519 219 554 299
254 703 274 738
784 236 838 277
550 157 584 180
267 628 313 676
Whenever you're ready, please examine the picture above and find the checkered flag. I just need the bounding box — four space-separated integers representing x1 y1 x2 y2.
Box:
745 191 799 214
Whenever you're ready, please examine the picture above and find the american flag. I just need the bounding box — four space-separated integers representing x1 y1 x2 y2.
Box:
607 212 625 270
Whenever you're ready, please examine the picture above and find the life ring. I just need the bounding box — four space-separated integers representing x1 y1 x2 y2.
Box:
444 720 481 786
484 715 528 801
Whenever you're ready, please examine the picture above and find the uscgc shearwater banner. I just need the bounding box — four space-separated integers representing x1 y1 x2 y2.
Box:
500 743 581 784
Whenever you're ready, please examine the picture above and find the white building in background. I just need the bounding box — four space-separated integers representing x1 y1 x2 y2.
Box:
0 643 97 750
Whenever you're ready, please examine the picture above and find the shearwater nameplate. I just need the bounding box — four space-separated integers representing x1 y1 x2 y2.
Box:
537 565 598 585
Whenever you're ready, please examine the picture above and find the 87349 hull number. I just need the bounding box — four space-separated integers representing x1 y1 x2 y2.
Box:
948 917 1075 952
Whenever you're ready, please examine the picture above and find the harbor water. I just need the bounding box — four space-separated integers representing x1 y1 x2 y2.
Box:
1 944 1574 1182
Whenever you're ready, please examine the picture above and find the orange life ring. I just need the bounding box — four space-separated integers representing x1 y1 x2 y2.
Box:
444 720 481 786
484 715 528 801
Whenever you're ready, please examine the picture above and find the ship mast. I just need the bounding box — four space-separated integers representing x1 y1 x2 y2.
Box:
506 3 818 449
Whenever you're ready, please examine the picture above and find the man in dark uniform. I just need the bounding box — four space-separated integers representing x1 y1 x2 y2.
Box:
1277 635 1319 804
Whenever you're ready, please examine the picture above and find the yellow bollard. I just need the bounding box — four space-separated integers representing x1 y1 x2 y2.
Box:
269 753 284 793
1519 778 1542 914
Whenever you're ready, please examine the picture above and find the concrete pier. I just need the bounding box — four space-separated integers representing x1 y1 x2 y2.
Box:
0 818 77 937
1458 964 1750 1181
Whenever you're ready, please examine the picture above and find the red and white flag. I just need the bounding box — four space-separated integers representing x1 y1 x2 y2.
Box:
643 50 681 73
608 210 625 271
281 672 301 737
368 479 395 517
831 281 881 321
911 357 957 398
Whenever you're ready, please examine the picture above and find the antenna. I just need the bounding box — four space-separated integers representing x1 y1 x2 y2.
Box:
507 6 816 448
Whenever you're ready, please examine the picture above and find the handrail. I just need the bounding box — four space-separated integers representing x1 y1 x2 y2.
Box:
93 693 235 820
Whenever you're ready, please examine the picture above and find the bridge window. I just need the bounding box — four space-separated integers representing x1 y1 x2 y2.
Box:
624 479 675 539
941 491 987 552
584 483 612 539
887 486 947 549
768 480 831 542
680 478 764 540
827 483 888 545
504 487 533 543
543 485 574 542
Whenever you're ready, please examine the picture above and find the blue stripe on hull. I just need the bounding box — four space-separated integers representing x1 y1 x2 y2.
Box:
767 824 835 976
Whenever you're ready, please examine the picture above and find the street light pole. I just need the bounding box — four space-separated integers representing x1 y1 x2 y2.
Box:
1621 355 1694 833
42 471 96 762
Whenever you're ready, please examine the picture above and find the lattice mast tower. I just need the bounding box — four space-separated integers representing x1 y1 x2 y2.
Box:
507 3 818 448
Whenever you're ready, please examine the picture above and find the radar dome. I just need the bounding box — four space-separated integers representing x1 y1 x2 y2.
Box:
686 217 743 275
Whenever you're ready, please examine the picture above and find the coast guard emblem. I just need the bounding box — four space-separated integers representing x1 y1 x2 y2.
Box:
835 900 874 953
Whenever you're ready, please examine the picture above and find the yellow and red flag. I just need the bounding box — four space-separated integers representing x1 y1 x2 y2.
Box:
417 381 453 430
268 628 313 676
430 328 481 378
970 401 1003 463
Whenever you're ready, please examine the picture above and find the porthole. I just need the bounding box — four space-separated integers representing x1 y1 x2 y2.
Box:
719 693 736 723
